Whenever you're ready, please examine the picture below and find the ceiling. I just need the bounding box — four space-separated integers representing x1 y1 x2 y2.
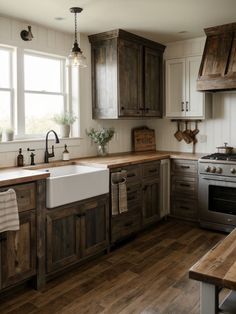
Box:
0 0 236 43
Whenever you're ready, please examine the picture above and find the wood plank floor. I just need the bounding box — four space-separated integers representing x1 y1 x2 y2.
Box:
0 219 225 314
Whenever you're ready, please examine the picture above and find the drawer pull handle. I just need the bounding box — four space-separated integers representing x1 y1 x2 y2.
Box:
124 221 133 227
180 206 190 210
180 166 190 169
128 196 136 201
149 169 158 173
127 173 136 178
179 183 191 187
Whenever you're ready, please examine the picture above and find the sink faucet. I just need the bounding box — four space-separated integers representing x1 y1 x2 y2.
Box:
44 130 60 163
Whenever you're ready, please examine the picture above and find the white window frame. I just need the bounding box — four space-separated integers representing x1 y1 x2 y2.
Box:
0 46 14 130
16 50 67 139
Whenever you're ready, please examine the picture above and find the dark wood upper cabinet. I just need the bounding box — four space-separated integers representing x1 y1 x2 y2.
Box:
197 22 236 91
89 29 165 119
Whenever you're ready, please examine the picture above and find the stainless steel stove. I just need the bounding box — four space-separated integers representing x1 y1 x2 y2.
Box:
199 153 236 232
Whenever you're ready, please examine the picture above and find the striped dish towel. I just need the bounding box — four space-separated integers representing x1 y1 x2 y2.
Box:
0 189 19 233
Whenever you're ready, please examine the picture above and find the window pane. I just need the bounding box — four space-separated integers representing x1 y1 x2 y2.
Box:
0 49 10 88
24 54 62 92
0 91 11 129
25 93 64 135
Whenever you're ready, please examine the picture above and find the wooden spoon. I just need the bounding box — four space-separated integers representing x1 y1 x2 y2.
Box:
174 121 183 141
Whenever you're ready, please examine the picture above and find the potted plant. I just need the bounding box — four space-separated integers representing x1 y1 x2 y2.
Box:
86 127 115 156
5 128 14 141
52 112 77 138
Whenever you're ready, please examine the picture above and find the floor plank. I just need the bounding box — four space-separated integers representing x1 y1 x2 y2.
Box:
0 219 225 314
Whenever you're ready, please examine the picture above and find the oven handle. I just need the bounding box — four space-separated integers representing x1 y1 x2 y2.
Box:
201 176 236 184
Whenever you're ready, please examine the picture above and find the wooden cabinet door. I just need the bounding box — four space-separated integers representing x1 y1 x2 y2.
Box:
144 47 163 117
1 211 36 289
165 58 186 117
142 178 160 227
80 197 109 258
46 207 81 273
91 39 118 119
185 56 205 117
118 39 143 117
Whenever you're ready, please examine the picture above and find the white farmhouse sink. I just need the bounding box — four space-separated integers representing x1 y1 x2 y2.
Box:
39 165 109 208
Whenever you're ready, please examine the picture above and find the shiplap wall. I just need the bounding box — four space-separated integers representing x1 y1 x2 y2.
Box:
148 37 236 154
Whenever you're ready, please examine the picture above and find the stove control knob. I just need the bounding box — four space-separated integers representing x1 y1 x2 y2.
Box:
211 166 216 173
205 166 210 172
215 167 222 174
231 168 236 174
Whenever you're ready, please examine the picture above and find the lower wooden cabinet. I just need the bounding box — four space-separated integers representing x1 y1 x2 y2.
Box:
46 195 109 274
46 206 81 273
0 210 36 289
142 178 160 226
80 198 109 258
111 161 161 243
170 159 198 221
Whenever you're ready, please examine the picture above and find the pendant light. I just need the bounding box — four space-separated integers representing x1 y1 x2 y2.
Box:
67 7 87 68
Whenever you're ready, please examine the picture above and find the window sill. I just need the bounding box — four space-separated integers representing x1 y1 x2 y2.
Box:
0 137 84 153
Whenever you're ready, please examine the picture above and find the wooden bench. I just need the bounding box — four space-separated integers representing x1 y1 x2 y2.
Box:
189 229 236 314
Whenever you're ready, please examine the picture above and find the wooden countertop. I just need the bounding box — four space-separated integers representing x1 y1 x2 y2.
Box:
76 151 204 169
0 150 204 186
189 229 236 290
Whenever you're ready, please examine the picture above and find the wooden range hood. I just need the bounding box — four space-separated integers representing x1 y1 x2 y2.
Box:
197 22 236 92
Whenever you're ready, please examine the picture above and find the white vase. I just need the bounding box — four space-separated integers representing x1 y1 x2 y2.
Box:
60 125 70 138
6 132 14 141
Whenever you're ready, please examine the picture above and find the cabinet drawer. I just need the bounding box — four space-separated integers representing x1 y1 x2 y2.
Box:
171 176 197 197
171 198 198 221
0 183 36 213
142 161 160 178
111 165 141 184
127 184 142 208
111 211 141 242
172 160 197 175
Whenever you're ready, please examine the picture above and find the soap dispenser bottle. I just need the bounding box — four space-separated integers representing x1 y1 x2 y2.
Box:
62 144 70 161
17 148 24 167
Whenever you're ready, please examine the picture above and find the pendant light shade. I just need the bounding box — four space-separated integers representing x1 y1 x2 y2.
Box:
67 7 87 68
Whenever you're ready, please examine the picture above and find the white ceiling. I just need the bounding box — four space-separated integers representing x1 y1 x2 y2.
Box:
0 0 236 43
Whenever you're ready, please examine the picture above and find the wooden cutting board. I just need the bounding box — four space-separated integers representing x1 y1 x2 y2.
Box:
132 127 156 152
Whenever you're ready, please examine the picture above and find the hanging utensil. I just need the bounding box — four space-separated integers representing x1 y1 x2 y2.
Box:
174 121 183 141
192 121 199 136
182 121 193 144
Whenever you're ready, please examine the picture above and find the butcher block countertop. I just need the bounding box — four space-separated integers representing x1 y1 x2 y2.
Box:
77 151 204 169
189 229 236 290
0 150 203 186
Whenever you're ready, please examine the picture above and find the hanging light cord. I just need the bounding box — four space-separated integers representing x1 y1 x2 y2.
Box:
74 11 78 44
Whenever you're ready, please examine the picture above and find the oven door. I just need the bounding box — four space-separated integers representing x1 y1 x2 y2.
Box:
199 175 236 229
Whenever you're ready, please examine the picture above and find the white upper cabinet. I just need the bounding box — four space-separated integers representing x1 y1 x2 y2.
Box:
165 39 212 119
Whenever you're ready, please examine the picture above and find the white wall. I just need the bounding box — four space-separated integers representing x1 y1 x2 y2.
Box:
0 16 146 167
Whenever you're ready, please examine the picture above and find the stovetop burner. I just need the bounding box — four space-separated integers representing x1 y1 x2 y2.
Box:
201 153 236 161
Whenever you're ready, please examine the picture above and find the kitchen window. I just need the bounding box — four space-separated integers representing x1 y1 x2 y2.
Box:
0 46 72 140
23 53 67 137
0 47 13 130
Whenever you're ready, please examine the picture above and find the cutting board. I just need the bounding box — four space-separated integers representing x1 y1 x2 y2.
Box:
132 127 156 152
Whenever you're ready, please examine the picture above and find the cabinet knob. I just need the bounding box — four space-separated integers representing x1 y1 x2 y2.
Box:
121 106 125 110
186 101 189 112
181 101 185 111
